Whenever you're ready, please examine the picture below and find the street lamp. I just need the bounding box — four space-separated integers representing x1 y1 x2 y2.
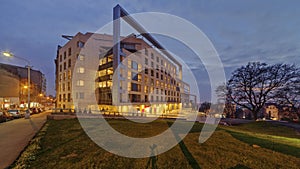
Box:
1 51 31 119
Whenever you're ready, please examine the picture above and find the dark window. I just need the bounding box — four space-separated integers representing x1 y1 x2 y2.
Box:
132 72 138 81
67 93 71 102
68 59 71 67
64 51 66 59
145 68 148 74
131 83 140 92
131 61 138 70
63 62 66 70
161 74 163 80
156 57 159 62
59 55 62 62
59 65 62 72
145 58 148 65
151 70 154 76
156 72 159 78
68 48 71 56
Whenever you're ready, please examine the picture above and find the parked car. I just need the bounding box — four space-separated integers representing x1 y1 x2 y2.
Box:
8 109 24 118
31 108 38 114
0 111 13 122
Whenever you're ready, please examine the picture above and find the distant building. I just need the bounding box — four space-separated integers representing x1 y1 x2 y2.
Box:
0 63 46 109
262 103 279 120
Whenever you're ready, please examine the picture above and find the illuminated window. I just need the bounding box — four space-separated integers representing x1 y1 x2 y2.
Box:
78 55 85 61
107 68 113 75
77 67 85 73
107 81 112 87
99 70 106 76
128 71 131 80
77 80 84 86
68 70 71 79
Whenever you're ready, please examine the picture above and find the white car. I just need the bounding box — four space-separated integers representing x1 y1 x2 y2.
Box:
8 110 24 118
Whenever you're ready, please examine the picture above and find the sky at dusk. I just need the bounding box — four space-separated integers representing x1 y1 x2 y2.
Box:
1 0 300 102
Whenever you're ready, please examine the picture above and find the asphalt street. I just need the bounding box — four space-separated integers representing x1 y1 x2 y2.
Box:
0 111 50 168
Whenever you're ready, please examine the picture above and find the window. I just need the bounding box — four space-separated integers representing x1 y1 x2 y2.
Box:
64 51 66 59
145 58 148 65
132 72 138 81
145 48 148 56
107 80 112 87
156 57 159 63
161 74 163 80
145 68 148 74
151 53 154 59
151 78 154 86
63 62 66 70
131 61 138 70
99 70 106 77
68 47 71 56
62 83 65 91
131 83 140 92
79 92 84 99
78 54 85 61
100 58 107 65
151 62 154 68
77 41 84 48
68 59 71 67
68 70 71 79
67 82 71 91
77 80 84 86
67 93 71 102
77 67 85 73
59 55 62 62
59 65 62 72
161 60 163 65
156 72 159 78
151 70 154 76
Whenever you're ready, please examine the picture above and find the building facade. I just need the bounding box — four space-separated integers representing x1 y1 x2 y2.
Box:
0 63 46 109
55 32 192 116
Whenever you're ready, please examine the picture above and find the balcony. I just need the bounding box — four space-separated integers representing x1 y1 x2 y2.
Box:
98 61 113 71
96 74 113 82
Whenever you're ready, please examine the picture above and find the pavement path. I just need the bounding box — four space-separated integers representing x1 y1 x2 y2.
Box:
0 111 50 169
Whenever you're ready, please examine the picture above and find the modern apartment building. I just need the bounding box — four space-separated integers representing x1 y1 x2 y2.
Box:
55 32 192 116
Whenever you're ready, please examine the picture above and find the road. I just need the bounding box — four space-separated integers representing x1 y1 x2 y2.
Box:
0 111 50 169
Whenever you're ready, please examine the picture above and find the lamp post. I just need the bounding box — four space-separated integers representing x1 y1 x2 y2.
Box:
2 51 31 119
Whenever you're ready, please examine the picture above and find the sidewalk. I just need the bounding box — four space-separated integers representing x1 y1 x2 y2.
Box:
0 111 50 168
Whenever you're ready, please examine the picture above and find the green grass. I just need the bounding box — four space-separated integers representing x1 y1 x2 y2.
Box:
11 119 300 169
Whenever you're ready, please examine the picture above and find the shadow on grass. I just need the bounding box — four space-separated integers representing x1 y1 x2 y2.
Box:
226 130 300 158
167 122 201 169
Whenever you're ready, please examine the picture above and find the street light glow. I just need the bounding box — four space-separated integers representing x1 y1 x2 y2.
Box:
2 51 13 57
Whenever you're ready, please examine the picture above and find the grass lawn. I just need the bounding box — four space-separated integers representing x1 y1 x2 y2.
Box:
12 119 300 169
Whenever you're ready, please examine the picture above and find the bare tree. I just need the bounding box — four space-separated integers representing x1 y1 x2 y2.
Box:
215 84 236 118
276 77 300 119
227 62 299 120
